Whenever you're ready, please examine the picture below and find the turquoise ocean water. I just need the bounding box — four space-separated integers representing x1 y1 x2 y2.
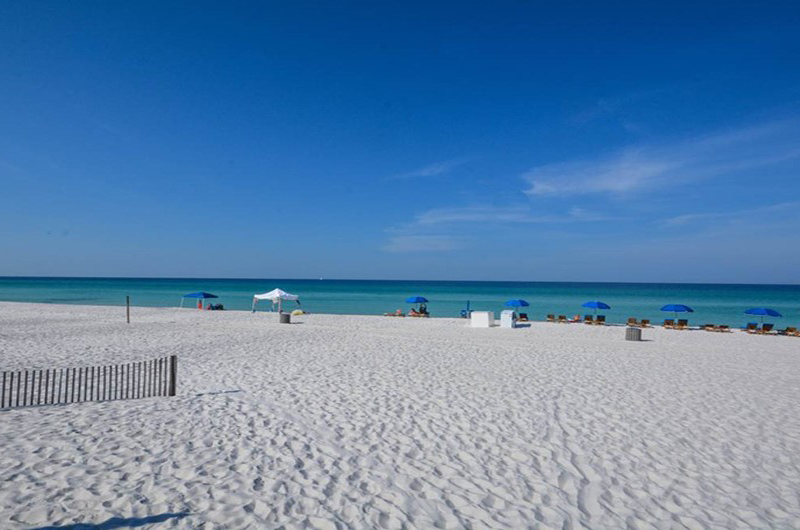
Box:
1 277 799 327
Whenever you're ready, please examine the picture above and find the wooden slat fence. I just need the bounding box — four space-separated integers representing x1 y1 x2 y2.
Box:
1 355 176 410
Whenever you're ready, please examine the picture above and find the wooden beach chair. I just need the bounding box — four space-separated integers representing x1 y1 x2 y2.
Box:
676 319 689 330
663 319 675 329
557 315 567 324
595 315 606 326
702 324 715 331
757 323 775 334
639 319 650 328
546 314 555 323
517 313 529 322
778 326 796 336
584 315 594 325
743 323 758 333
627 317 638 327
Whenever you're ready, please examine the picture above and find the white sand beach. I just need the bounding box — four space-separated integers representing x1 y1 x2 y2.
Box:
1 301 799 529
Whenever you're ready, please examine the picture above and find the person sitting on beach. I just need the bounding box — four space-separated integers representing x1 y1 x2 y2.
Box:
408 308 420 317
419 303 429 315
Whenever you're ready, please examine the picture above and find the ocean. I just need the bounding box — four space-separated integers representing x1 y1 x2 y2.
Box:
1 277 798 327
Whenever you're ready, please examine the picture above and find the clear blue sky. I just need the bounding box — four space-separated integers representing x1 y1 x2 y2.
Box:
2 1 799 282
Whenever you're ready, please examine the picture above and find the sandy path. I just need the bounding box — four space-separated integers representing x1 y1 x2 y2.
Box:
1 302 799 528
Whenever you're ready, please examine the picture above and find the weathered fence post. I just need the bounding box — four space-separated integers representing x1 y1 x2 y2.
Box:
126 296 130 324
168 355 177 396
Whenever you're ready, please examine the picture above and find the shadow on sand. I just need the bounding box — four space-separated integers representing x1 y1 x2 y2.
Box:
34 512 191 529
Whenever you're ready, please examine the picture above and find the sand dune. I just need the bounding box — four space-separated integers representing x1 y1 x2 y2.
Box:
1 302 799 528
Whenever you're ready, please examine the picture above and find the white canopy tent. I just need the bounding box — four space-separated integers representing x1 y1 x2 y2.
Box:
252 288 300 313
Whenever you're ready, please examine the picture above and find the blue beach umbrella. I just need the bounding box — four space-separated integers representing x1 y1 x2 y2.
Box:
180 291 218 308
405 296 428 304
660 304 694 319
504 299 529 315
744 307 782 324
581 300 611 316
405 296 428 312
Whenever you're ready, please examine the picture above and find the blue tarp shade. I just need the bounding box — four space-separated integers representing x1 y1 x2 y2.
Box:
745 307 782 323
180 291 219 309
183 292 218 299
405 296 428 304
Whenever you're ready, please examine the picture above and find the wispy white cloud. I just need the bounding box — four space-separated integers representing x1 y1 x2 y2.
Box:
524 119 800 197
664 200 800 226
387 158 469 180
414 204 619 225
380 203 619 252
382 235 463 253
524 149 674 196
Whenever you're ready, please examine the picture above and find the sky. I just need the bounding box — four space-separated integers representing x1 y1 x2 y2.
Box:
1 1 800 283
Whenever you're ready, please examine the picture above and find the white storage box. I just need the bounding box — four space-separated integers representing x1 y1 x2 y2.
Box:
470 311 495 328
500 310 516 328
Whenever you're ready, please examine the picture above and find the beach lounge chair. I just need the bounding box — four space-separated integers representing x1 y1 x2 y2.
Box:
716 325 730 332
639 319 650 328
595 315 606 325
663 319 675 329
627 317 638 327
517 313 529 322
676 319 689 330
702 323 715 331
743 323 758 333
584 315 594 325
557 315 567 324
757 323 775 334
779 326 797 336
546 314 555 323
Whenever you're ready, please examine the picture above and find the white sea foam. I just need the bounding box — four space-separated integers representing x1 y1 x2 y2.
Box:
1 302 799 528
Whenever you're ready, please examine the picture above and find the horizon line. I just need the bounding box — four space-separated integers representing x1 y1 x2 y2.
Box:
1 275 798 288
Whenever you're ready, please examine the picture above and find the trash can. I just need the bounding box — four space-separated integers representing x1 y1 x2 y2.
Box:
625 326 641 341
279 312 291 324
500 310 516 328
